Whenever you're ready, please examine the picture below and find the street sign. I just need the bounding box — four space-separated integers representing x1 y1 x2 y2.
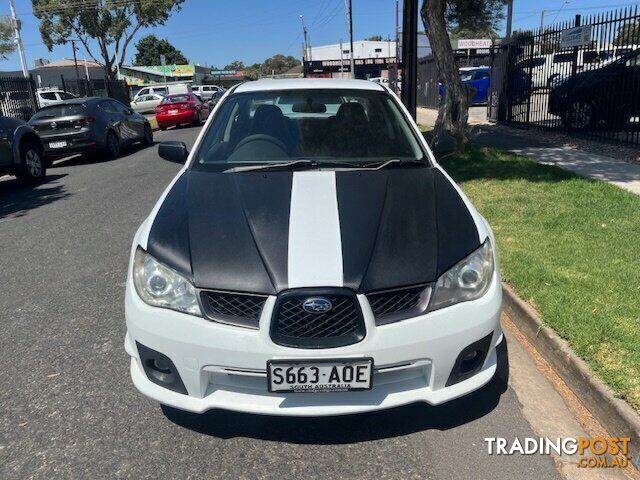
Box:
560 25 593 48
457 39 492 49
210 70 237 75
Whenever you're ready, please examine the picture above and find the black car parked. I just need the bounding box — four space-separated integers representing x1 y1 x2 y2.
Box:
549 49 640 130
0 116 46 184
29 97 154 160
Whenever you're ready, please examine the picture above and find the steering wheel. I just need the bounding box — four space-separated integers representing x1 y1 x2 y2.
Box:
233 134 288 154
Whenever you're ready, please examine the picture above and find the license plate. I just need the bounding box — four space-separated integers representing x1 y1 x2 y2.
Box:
49 141 67 149
168 109 178 114
267 358 373 393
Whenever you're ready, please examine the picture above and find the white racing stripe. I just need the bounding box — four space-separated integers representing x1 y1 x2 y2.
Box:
288 171 344 288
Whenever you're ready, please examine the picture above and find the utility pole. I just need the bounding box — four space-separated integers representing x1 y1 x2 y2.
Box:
160 54 167 92
539 10 545 30
505 0 514 37
340 39 345 79
299 15 309 62
348 0 355 79
70 40 80 83
401 0 418 119
9 0 28 77
394 0 399 94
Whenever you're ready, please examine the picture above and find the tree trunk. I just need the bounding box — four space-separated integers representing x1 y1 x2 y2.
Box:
98 38 117 81
421 0 468 151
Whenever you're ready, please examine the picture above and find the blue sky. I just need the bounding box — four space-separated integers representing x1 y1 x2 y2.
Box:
0 0 634 71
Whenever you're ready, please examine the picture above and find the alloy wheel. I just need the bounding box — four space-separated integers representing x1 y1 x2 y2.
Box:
25 149 43 177
569 101 593 130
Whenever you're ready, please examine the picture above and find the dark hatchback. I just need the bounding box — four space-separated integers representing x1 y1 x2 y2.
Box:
549 49 640 130
29 97 153 159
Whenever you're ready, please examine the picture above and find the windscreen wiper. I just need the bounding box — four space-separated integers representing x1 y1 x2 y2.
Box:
363 158 429 169
223 160 315 173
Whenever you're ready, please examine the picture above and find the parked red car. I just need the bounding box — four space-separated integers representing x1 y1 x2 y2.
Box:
155 93 210 130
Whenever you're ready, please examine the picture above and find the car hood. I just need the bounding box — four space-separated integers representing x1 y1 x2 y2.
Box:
145 167 481 294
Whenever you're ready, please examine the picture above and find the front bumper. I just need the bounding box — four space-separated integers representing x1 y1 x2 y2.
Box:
125 273 503 416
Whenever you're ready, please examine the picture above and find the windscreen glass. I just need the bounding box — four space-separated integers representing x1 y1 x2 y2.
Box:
31 104 86 119
161 95 190 104
192 89 425 169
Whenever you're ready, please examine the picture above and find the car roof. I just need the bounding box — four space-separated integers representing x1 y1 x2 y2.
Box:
40 96 104 106
234 78 386 93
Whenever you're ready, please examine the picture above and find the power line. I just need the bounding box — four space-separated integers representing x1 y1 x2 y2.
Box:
516 3 639 15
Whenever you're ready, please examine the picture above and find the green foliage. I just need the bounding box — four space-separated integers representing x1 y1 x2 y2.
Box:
31 0 185 76
0 17 15 60
260 54 301 75
133 34 188 65
445 0 506 38
222 55 301 80
223 60 245 71
366 35 383 41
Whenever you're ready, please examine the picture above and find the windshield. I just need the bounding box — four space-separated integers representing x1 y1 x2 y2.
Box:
161 95 190 104
192 89 425 169
31 104 86 119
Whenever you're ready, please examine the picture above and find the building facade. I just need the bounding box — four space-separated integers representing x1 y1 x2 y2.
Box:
304 40 398 79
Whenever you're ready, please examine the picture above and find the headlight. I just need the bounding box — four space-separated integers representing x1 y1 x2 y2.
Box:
428 240 494 311
132 247 201 316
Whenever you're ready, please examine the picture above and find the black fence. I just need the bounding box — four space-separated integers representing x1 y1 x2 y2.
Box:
60 76 131 106
0 76 38 121
418 52 493 108
489 5 640 146
0 74 131 121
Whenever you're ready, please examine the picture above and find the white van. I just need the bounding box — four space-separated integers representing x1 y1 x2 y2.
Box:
132 84 191 103
191 85 223 100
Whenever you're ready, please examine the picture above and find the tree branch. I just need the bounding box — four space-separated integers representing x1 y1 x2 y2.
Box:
118 23 142 67
71 27 101 64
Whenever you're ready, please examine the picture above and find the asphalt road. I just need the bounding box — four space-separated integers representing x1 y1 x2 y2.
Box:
0 126 563 479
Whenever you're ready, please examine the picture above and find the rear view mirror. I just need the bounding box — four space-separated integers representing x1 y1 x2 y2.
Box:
292 101 327 113
158 141 188 164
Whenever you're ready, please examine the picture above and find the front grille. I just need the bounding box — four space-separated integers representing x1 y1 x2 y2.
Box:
366 285 432 325
200 290 267 329
270 289 365 348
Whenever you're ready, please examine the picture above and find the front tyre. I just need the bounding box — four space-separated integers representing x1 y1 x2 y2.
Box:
143 123 154 146
103 130 121 160
17 141 46 184
192 111 202 126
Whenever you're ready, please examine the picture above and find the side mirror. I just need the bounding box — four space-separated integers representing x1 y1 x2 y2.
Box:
158 141 188 164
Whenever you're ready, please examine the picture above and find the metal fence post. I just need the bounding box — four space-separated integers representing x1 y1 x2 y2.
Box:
571 14 581 77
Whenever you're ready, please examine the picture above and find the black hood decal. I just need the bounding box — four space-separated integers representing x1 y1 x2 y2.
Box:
337 168 440 292
146 166 480 295
146 172 192 279
147 171 291 294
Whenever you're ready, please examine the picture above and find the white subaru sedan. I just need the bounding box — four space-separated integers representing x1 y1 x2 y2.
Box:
125 79 503 416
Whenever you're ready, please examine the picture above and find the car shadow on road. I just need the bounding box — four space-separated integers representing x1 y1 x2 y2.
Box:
51 142 156 168
162 340 509 444
0 174 70 220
